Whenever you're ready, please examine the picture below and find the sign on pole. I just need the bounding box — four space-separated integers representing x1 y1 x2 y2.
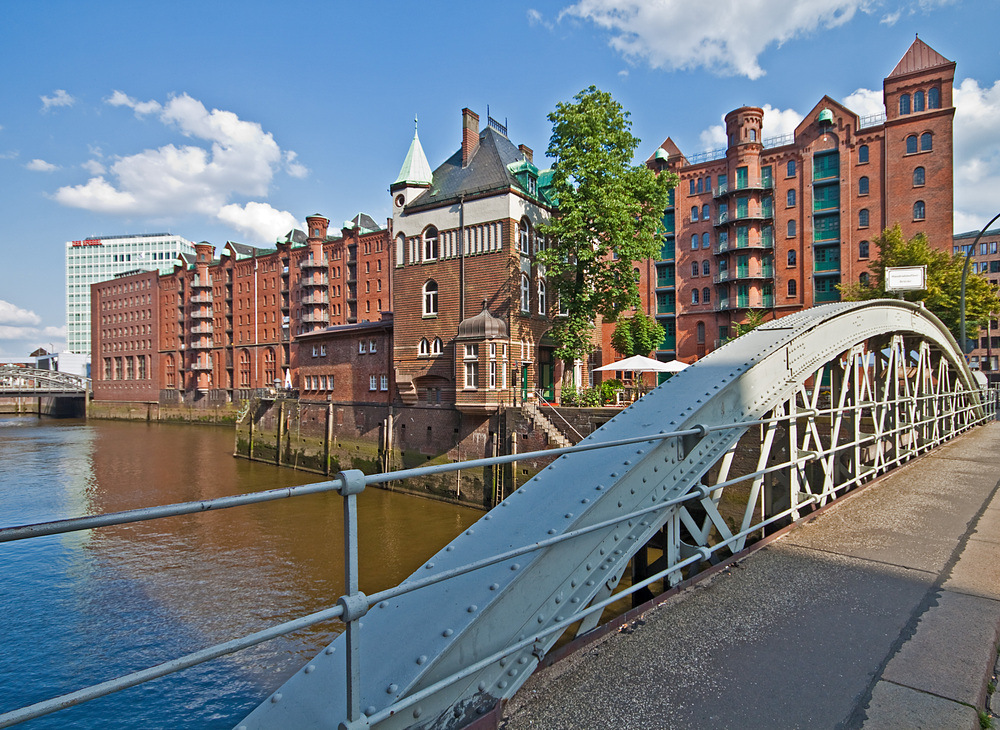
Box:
885 265 927 292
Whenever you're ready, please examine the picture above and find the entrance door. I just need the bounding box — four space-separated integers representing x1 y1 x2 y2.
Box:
539 348 555 402
521 364 529 402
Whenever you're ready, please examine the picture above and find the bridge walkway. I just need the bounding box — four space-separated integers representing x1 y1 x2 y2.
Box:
499 423 1000 730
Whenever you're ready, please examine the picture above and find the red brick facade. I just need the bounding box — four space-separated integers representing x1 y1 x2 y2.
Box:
91 270 161 401
627 37 956 366
294 319 394 404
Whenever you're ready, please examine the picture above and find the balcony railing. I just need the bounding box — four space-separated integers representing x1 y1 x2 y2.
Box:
189 360 212 371
714 178 774 198
656 275 676 288
814 261 841 273
301 312 331 324
192 324 213 335
714 270 733 283
815 290 841 303
302 274 329 287
300 258 330 270
191 276 212 289
191 293 213 304
189 340 213 350
190 310 213 320
302 294 329 305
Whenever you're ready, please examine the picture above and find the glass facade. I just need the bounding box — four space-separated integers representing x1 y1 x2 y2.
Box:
65 233 196 354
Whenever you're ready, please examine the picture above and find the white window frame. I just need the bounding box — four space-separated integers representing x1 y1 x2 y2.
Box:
419 338 429 357
369 339 377 353
537 279 546 315
359 340 366 354
520 274 530 312
380 375 388 391
369 375 377 391
423 280 438 316
431 337 443 355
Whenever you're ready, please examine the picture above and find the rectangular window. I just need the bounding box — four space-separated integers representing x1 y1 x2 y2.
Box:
369 339 377 353
359 340 366 354
489 361 497 389
312 345 318 357
380 375 388 391
369 375 377 391
320 344 326 356
464 344 478 359
464 362 478 389
736 166 748 189
813 152 839 180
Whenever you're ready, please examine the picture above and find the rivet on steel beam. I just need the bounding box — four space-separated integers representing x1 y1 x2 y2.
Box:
425 563 434 569
508 668 517 676
378 601 389 609
498 681 508 689
518 656 528 664
413 708 422 719
581 498 590 504
446 546 454 552
478 682 487 691
416 655 427 665
537 615 545 623
571 597 580 604
510 563 520 571
467 605 478 613
304 664 315 674
387 684 398 694
484 514 492 520
489 583 499 591
325 647 336 655
442 629 453 637
270 693 282 703
586 580 594 586
465 529 474 535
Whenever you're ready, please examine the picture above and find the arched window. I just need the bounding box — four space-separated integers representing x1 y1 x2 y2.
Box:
696 321 705 343
520 274 530 312
395 233 405 267
914 90 925 112
787 160 796 177
859 144 869 163
702 232 710 249
691 234 698 250
860 272 870 286
264 348 276 385
691 261 699 277
913 166 925 186
702 204 710 220
906 135 918 154
422 280 438 316
899 93 910 115
423 226 439 260
239 350 251 388
519 219 531 254
787 189 796 206
692 289 699 304
691 206 699 222
702 287 711 304
788 279 797 297
787 220 797 237
418 338 429 356
859 209 869 228
921 132 933 152
787 249 797 266
432 337 443 355
702 260 710 276
914 200 926 220
165 354 176 388
537 278 546 315
928 86 941 109
859 240 870 259
859 176 869 195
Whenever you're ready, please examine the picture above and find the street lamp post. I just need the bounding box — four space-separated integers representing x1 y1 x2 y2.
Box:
960 211 1000 356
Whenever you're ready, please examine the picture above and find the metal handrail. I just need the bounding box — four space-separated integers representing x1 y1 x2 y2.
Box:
0 385 995 727
533 388 585 441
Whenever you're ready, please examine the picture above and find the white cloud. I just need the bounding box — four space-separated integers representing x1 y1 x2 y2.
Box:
53 92 305 243
880 10 901 24
0 300 41 326
217 202 301 243
25 158 58 172
0 150 20 160
82 159 106 175
41 89 76 112
842 87 884 118
527 9 554 29
953 78 1000 233
561 0 867 79
699 121 726 152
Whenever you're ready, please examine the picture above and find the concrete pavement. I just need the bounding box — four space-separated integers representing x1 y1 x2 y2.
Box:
498 422 1000 730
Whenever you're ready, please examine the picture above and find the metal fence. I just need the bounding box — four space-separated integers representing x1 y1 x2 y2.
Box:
0 385 996 728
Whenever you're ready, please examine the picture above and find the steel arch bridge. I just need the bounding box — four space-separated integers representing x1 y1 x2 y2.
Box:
238 300 990 730
0 366 90 396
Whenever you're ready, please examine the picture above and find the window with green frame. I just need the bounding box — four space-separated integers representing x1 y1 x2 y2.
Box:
736 226 749 247
736 254 749 277
813 152 839 180
736 166 748 189
736 197 749 218
813 183 839 211
814 214 840 241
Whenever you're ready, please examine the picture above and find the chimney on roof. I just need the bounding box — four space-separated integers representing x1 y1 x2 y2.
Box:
518 144 533 164
462 108 480 167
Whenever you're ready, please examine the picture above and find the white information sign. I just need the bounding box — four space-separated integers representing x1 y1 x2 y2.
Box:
885 265 927 292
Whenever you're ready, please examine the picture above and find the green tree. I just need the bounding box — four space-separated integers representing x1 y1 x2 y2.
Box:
732 308 767 338
538 86 677 380
839 224 999 341
610 310 666 358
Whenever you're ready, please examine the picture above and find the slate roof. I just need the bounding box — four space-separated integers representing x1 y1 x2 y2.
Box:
278 229 309 245
295 318 393 341
406 127 538 211
887 37 953 78
345 212 382 232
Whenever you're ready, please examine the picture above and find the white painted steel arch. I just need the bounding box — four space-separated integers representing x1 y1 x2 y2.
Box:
238 301 984 730
0 366 90 394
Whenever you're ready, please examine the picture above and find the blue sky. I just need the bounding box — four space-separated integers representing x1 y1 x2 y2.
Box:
2 0 999 358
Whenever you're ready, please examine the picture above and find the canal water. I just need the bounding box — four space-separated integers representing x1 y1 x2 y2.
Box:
0 417 480 729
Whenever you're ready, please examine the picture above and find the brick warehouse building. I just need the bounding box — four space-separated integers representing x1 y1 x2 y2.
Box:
92 269 161 401
635 36 956 364
93 213 390 404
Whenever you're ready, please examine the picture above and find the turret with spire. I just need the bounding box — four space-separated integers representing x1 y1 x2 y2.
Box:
391 117 433 213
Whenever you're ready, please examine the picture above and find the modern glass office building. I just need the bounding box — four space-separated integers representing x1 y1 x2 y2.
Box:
65 232 196 354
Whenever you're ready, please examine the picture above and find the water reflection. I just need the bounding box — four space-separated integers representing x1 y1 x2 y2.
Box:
0 418 479 728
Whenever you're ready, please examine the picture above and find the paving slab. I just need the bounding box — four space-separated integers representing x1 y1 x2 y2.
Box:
881 590 1000 708
861 680 978 730
500 424 1000 730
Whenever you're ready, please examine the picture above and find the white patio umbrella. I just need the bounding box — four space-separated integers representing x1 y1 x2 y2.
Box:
593 354 688 372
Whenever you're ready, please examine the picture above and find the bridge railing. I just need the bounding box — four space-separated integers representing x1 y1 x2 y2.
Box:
0 386 996 728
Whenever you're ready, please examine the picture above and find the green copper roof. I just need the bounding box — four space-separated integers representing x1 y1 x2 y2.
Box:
393 124 433 187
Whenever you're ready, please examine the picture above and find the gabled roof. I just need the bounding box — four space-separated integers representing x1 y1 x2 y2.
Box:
407 127 544 211
226 241 275 260
646 137 684 165
278 229 309 246
887 36 953 78
393 127 433 187
344 212 382 233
